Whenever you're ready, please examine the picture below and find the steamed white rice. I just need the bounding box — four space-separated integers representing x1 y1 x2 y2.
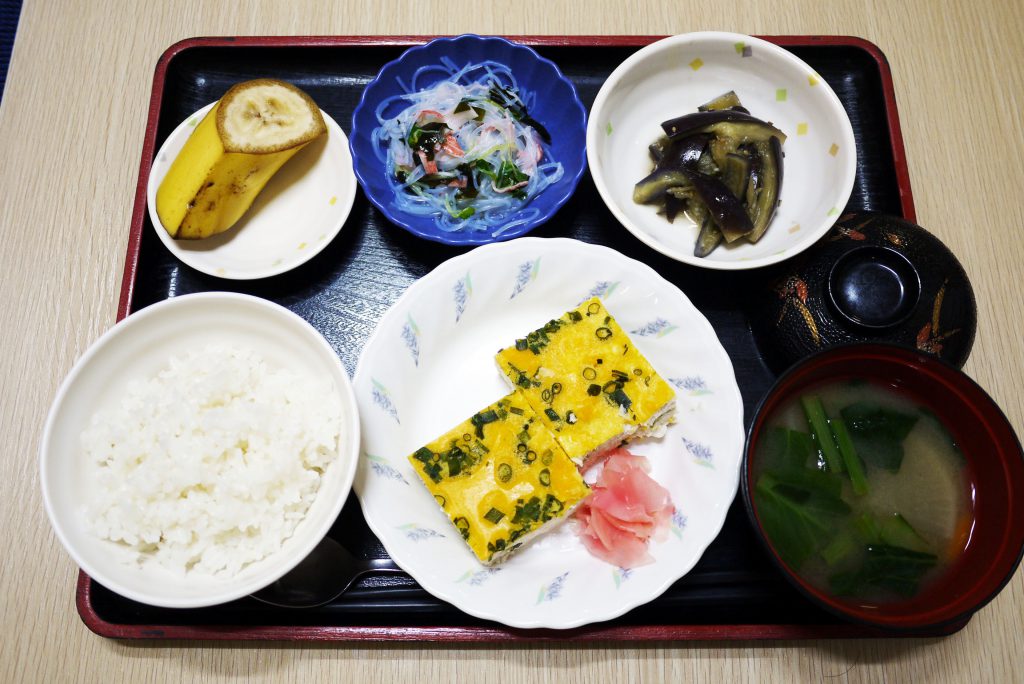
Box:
80 344 342 576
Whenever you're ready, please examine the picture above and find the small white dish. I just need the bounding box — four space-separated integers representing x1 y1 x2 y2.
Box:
353 237 745 629
40 293 361 608
147 104 357 280
587 32 857 270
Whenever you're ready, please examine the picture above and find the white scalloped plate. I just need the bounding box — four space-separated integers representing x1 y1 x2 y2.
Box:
353 238 744 629
147 103 357 280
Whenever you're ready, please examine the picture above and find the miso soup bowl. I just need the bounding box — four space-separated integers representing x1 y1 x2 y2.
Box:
742 343 1024 631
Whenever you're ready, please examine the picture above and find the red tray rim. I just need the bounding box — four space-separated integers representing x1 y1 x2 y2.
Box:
93 34 923 642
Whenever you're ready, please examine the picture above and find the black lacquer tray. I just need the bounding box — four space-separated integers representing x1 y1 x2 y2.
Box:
81 35 953 641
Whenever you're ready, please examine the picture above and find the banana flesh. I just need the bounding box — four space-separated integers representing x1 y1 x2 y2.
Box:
156 79 327 240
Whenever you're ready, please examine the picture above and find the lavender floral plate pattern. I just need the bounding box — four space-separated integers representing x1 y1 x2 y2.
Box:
352 238 744 629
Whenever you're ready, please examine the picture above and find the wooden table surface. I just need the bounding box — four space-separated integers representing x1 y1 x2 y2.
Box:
2 0 1022 681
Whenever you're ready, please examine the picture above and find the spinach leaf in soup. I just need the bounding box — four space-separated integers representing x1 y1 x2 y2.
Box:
830 544 938 597
761 427 817 471
754 468 849 569
839 402 918 472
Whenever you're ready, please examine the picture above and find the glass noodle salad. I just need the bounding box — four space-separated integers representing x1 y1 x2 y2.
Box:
373 58 564 236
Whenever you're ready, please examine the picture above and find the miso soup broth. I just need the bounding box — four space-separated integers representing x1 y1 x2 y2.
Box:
752 378 972 604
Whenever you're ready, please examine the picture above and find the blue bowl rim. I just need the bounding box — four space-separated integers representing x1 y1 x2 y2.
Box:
349 34 588 246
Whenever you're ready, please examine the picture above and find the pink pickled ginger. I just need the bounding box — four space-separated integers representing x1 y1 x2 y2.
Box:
574 448 674 568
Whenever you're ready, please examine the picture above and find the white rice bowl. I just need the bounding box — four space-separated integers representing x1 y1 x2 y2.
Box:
41 293 360 608
82 345 342 577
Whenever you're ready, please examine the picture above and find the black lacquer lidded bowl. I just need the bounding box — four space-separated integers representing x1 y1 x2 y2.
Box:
749 212 977 374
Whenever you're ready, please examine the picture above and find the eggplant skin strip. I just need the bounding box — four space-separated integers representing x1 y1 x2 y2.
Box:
680 168 754 243
661 110 787 145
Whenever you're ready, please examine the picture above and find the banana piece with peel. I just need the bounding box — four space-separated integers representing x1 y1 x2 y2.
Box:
156 79 327 240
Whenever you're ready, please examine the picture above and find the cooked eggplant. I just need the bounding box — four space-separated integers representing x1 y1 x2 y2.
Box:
686 150 711 176
654 134 710 173
666 186 697 201
709 136 737 171
745 136 783 243
634 92 785 257
661 109 758 137
648 136 669 164
709 120 787 146
667 176 731 256
661 110 786 145
681 169 754 242
632 169 692 204
744 143 761 208
662 193 684 223
698 90 741 112
693 216 723 257
676 186 707 226
721 153 752 199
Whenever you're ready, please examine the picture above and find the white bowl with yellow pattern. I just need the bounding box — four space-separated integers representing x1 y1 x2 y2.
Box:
147 103 357 280
587 32 856 270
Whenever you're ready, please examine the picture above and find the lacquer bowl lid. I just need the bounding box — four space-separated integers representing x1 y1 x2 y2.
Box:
749 212 976 374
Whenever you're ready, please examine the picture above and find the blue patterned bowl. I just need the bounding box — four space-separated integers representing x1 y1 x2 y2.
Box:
350 35 587 245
